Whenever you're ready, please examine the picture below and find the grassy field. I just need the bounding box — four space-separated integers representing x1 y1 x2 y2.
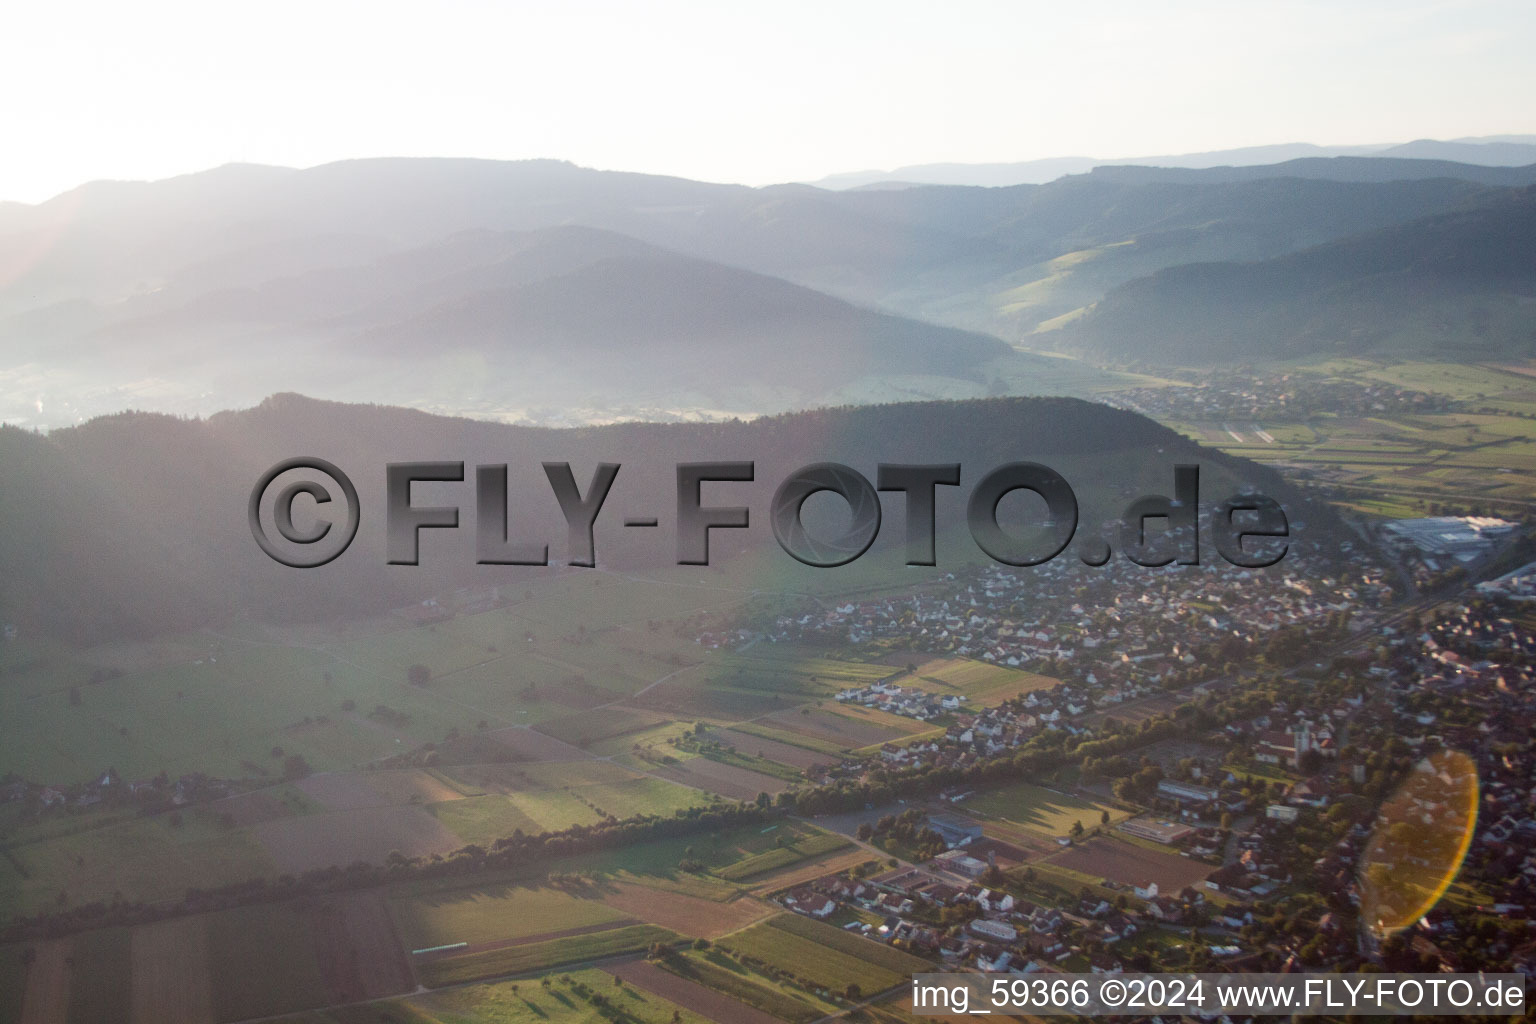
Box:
0 568 742 787
427 794 546 846
5 808 277 916
713 832 851 882
764 912 930 975
898 657 1059 704
700 645 893 696
431 761 707 843
0 552 1039 923
415 924 677 987
0 636 459 782
537 819 841 894
960 782 1129 837
1225 761 1304 785
378 817 795 910
717 916 908 995
0 561 772 920
391 883 632 951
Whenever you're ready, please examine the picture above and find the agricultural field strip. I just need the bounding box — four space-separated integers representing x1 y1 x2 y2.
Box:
714 914 912 994
657 950 836 1024
763 912 930 975
413 918 645 959
390 884 633 950
415 923 679 987
713 832 852 881
609 959 787 1024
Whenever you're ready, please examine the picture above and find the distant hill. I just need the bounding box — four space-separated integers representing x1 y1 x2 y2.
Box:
33 224 1006 386
1055 186 1536 363
809 137 1536 189
1378 138 1536 165
3 153 1535 424
0 393 1325 641
0 215 1017 425
1078 158 1536 187
821 173 1512 339
347 240 1006 390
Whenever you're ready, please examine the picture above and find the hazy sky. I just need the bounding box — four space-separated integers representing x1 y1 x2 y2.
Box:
1 0 1532 202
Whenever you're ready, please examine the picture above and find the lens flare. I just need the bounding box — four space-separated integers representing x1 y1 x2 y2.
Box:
1358 749 1479 942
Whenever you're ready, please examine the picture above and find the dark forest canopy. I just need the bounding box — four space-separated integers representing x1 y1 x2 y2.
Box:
0 393 1327 641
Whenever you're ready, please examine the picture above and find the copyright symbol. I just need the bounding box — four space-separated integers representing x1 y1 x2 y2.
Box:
248 457 360 568
1100 979 1126 1008
770 462 882 568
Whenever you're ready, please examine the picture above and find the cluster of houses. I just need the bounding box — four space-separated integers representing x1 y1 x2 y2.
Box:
844 674 1177 774
1105 373 1454 425
1 767 228 813
769 584 1536 973
834 679 965 720
703 553 1389 699
777 861 1228 976
1373 601 1536 934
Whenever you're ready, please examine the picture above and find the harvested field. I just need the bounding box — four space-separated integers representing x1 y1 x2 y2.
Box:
18 939 70 1024
1049 836 1213 892
416 924 676 987
362 769 465 805
966 837 1035 868
534 677 629 709
480 725 596 762
739 848 872 892
600 882 773 938
440 762 543 795
976 819 1067 861
654 758 788 800
296 772 394 810
213 789 293 826
609 959 784 1024
414 919 642 960
758 707 908 749
1083 693 1181 727
296 769 465 810
312 892 414 1004
700 728 838 770
535 707 671 749
129 915 213 1024
254 805 462 873
628 682 788 721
